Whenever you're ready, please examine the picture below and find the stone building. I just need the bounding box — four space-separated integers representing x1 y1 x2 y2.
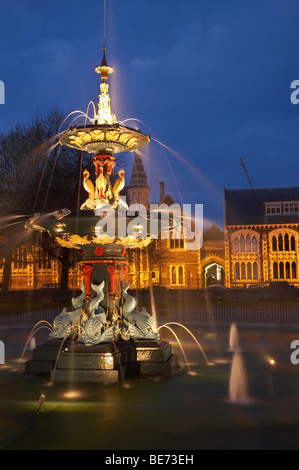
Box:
224 187 299 288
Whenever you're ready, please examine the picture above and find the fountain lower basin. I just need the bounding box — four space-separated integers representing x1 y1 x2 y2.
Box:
25 339 179 383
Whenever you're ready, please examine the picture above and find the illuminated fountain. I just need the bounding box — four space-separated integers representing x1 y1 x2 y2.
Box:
25 45 178 383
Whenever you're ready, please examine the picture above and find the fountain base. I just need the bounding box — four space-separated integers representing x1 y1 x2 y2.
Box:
25 339 179 383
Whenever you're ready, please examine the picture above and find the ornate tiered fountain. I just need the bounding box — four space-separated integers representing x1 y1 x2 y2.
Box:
25 46 178 383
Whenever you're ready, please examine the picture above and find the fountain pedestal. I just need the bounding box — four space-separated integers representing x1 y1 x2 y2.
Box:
25 339 179 383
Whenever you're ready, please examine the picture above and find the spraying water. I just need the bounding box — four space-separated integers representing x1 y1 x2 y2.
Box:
229 352 250 404
229 323 241 352
157 322 210 365
228 324 251 404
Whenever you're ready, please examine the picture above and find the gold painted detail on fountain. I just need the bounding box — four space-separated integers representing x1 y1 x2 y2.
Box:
67 129 140 151
55 235 152 250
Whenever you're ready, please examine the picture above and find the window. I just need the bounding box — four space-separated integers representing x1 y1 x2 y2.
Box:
265 203 282 215
247 263 252 280
178 266 184 285
13 248 27 271
285 234 290 252
272 233 296 253
252 237 257 253
273 262 278 280
286 262 291 279
170 266 185 286
234 263 240 280
246 235 251 253
253 263 258 280
241 263 246 280
234 238 240 253
278 234 283 252
292 262 297 279
266 201 299 216
171 266 176 285
279 262 284 280
38 252 52 271
170 231 184 250
240 236 245 253
284 202 299 213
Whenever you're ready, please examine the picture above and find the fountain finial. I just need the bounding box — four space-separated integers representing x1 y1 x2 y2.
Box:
94 42 116 124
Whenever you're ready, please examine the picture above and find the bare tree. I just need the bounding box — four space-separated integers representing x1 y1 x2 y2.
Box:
0 108 93 290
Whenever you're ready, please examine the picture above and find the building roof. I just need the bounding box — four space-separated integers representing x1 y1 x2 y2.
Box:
159 194 178 207
224 187 299 226
203 224 224 241
128 150 149 190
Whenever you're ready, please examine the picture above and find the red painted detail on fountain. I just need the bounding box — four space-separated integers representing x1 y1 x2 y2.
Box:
83 265 93 296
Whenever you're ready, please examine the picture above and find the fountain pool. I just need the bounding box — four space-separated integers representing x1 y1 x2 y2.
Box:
1 321 299 450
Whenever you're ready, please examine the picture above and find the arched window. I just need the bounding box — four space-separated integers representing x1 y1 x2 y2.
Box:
241 263 246 280
279 262 284 279
171 267 176 285
240 235 245 253
252 237 257 253
292 262 297 279
178 266 184 285
273 262 278 280
272 236 277 252
278 234 284 252
235 263 240 280
247 263 252 280
286 262 291 279
246 235 251 253
285 234 290 252
234 238 240 253
253 262 258 280
291 236 296 252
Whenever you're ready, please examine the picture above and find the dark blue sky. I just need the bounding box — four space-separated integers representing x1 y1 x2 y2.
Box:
1 0 299 227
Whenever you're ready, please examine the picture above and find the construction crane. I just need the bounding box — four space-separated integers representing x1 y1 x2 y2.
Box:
240 158 254 189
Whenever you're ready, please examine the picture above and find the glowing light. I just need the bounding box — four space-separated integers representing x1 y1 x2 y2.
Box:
63 391 82 399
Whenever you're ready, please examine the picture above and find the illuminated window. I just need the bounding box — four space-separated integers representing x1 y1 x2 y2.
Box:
253 262 258 280
292 262 297 279
291 236 296 251
246 235 251 253
273 262 278 279
278 234 283 252
241 263 246 280
170 266 185 286
240 236 245 253
247 263 252 280
279 262 284 279
286 262 291 279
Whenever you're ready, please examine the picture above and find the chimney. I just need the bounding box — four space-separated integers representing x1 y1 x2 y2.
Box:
159 182 165 202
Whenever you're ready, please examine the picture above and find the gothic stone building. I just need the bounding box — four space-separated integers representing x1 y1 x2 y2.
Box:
224 187 299 288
